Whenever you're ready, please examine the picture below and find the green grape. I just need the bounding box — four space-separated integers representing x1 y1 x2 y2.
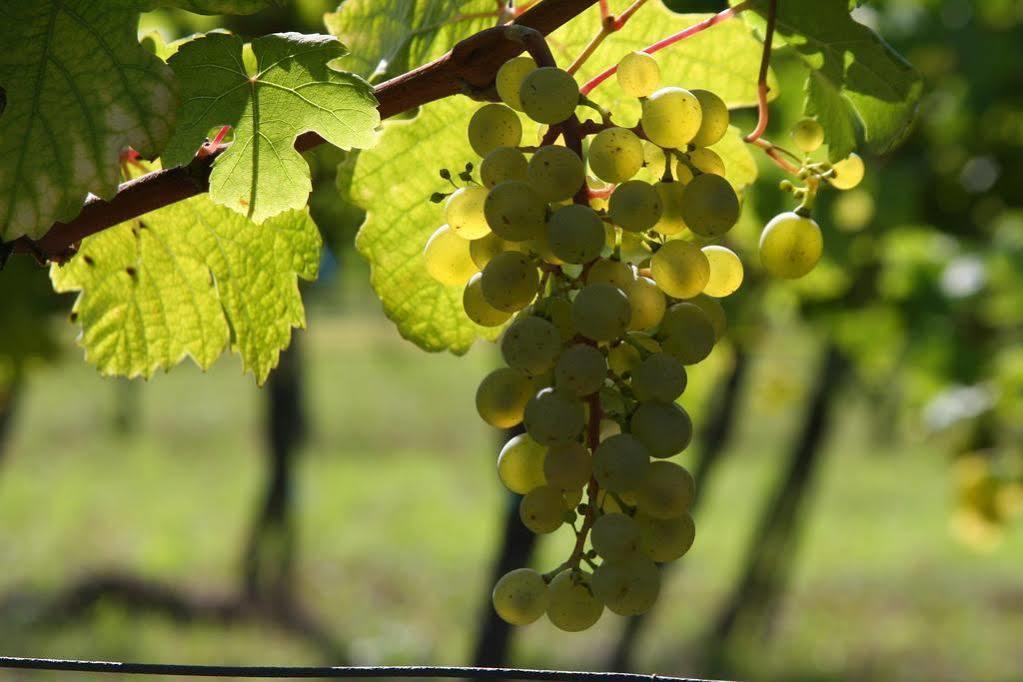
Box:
481 146 529 188
529 226 564 266
600 419 622 441
653 181 687 236
637 513 695 562
624 276 666 332
758 211 823 279
688 148 725 177
689 294 727 340
555 343 607 397
544 442 592 491
829 152 865 190
791 117 824 153
464 272 513 327
563 487 584 511
424 225 477 286
546 571 604 632
520 485 567 533
593 433 650 492
620 231 653 263
524 388 585 446
484 180 547 242
587 258 635 289
630 400 693 458
548 296 577 340
631 353 686 402
492 568 549 625
616 51 661 98
468 103 523 157
659 302 716 365
501 316 562 376
469 233 525 270
528 145 585 201
519 66 579 124
608 333 658 375
642 141 667 181
547 204 605 264
635 461 695 519
572 283 632 342
689 89 729 147
497 433 547 494
701 245 744 297
608 180 663 233
476 366 534 428
681 173 740 237
591 557 660 616
650 239 710 299
588 127 644 183
445 186 490 239
640 87 702 149
600 386 628 418
496 56 537 111
481 251 540 312
591 513 641 561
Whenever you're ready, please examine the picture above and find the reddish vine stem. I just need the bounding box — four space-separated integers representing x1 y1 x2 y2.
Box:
743 0 778 143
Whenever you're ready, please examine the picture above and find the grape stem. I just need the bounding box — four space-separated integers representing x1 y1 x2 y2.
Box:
566 393 604 572
742 0 778 144
749 137 800 175
567 0 649 76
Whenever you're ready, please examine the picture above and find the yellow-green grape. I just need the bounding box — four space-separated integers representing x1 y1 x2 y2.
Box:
829 152 866 190
528 145 585 202
480 251 540 312
497 433 547 494
445 186 490 239
546 571 604 632
631 353 686 403
524 388 585 446
496 56 537 111
620 231 653 263
637 513 695 562
562 487 584 510
689 89 729 147
549 296 576 340
591 557 660 616
641 87 703 149
593 433 650 493
476 367 534 429
520 485 567 533
463 273 513 327
791 117 824 153
588 127 644 183
468 104 522 157
624 276 666 332
481 146 528 188
630 401 693 458
701 245 744 297
469 233 525 270
591 513 641 560
635 461 695 519
653 181 687 236
689 294 727 340
555 343 608 397
484 180 547 242
609 180 663 233
492 568 549 625
659 302 716 365
547 204 605 264
501 316 561 376
650 240 710 299
608 342 641 376
519 66 579 125
688 147 725 177
529 226 564 266
616 51 661 98
572 283 632 342
544 442 592 491
758 211 823 279
588 258 635 289
424 225 477 286
599 419 622 441
681 174 740 237
642 141 667 180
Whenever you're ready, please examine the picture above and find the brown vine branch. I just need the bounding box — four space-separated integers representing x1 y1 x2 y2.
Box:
743 0 777 143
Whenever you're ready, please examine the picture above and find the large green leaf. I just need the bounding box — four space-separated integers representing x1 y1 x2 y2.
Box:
151 0 277 13
50 182 321 384
0 1 177 242
711 125 758 191
162 32 380 223
0 259 62 381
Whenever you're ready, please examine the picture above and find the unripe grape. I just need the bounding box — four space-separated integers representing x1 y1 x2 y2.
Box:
463 273 513 327
528 145 585 202
424 225 477 286
659 302 716 365
630 400 693 458
496 56 537 111
524 388 585 446
477 367 534 428
484 180 547 242
588 127 644 183
555 343 608 397
592 513 642 561
609 180 663 233
688 294 727 340
631 353 686 402
497 433 547 494
492 568 549 625
616 51 661 98
591 557 660 616
593 433 650 492
548 296 577 340
651 240 710 299
445 186 490 239
520 485 567 533
637 513 695 562
572 283 632 342
501 316 561 376
587 258 635 289
544 442 592 491
481 146 528 188
519 67 579 124
624 276 666 331
608 333 659 375
690 89 729 147
758 211 823 279
653 181 687 236
529 226 563 266
642 141 668 180
681 173 740 237
469 233 525 270
791 117 824 153
546 571 603 631
635 461 695 519
701 245 744 297
468 103 522 157
829 152 865 190
600 419 622 441
481 251 540 312
547 204 605 264
641 87 702 149
688 147 725 177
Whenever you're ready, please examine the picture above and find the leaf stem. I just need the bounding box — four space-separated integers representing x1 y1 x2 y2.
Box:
568 0 648 76
743 0 778 144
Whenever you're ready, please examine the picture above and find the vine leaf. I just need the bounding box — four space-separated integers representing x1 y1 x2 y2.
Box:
151 0 278 13
0 1 178 242
162 32 380 223
712 126 758 192
50 169 321 384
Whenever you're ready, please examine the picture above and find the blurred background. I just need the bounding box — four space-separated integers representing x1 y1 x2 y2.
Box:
1 0 1021 681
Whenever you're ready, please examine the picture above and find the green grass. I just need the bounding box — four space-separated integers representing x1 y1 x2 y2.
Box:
0 306 1021 682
